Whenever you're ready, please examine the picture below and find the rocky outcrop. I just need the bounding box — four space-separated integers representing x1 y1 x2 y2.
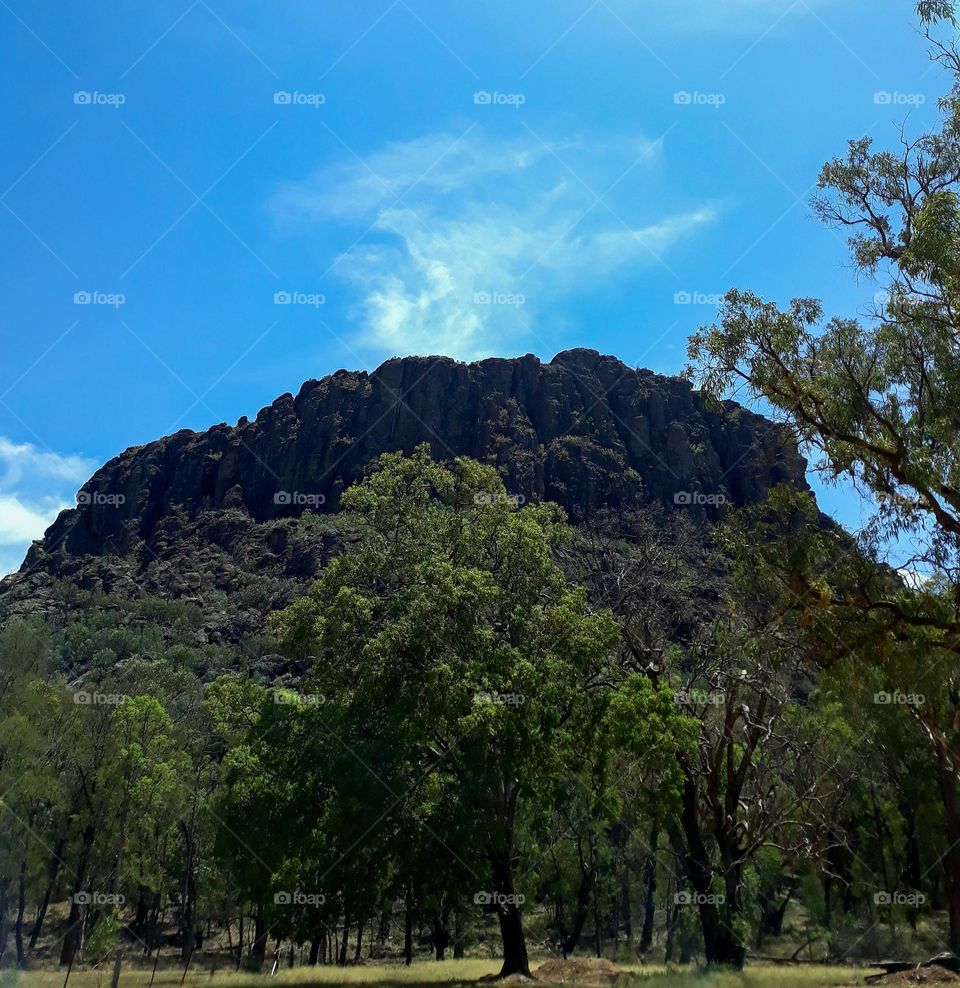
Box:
27 349 806 557
0 349 809 639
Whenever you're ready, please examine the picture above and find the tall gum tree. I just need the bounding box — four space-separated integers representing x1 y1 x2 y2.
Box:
272 446 619 978
687 0 960 953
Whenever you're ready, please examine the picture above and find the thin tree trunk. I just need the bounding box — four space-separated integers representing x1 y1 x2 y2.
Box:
15 855 27 964
941 768 960 956
639 829 658 955
0 878 10 965
29 836 65 952
404 889 413 966
59 824 95 966
338 912 349 966
178 813 197 964
565 875 594 954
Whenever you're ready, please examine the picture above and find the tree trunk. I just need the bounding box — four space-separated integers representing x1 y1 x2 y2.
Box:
309 937 321 965
432 905 450 961
236 912 243 969
757 885 792 946
14 856 27 965
490 852 530 978
376 908 390 958
592 889 602 958
338 912 349 966
178 817 196 963
698 882 746 968
620 860 632 944
147 892 162 953
701 908 745 966
671 772 746 969
663 896 679 963
59 824 95 966
639 828 658 955
133 885 149 937
563 861 594 955
28 836 65 952
937 749 960 955
903 803 922 931
0 879 9 965
404 889 413 966
250 906 268 971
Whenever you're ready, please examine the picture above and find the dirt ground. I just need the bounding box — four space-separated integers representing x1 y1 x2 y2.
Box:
869 969 960 985
533 958 622 984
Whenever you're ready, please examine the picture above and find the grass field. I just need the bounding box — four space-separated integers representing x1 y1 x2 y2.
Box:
0 959 880 987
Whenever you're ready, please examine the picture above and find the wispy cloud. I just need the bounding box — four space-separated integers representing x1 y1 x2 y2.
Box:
271 131 719 359
0 438 94 488
0 438 95 577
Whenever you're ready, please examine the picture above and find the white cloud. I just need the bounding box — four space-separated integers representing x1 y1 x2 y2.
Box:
0 494 63 545
0 437 94 488
0 438 95 577
271 131 718 359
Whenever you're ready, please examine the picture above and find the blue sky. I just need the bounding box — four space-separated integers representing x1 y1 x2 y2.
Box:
0 0 947 574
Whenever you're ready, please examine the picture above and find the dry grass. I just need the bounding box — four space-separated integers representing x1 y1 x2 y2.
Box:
2 959 879 987
621 964 877 986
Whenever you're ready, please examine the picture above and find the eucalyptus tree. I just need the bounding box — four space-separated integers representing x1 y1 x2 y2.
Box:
687 0 960 955
273 446 620 977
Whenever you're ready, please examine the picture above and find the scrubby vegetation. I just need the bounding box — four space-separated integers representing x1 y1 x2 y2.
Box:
0 445 955 981
5 0 960 983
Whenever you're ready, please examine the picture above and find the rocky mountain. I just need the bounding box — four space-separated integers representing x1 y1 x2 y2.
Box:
0 349 810 644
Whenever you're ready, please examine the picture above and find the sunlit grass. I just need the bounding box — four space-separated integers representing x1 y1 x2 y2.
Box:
3 959 879 987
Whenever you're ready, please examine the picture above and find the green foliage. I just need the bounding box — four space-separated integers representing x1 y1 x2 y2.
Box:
270 446 620 972
685 0 960 960
605 674 697 816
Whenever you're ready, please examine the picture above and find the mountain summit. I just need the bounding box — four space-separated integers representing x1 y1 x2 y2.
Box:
1 349 809 638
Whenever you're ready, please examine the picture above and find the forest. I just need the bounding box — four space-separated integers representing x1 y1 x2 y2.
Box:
3 0 960 984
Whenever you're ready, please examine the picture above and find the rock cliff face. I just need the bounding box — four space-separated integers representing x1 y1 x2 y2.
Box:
0 349 809 640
